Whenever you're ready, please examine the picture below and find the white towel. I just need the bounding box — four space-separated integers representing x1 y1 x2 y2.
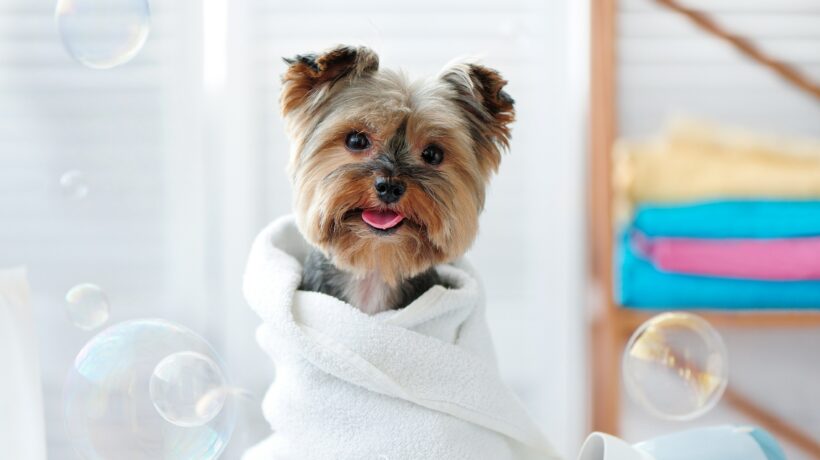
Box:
0 268 47 460
242 215 561 460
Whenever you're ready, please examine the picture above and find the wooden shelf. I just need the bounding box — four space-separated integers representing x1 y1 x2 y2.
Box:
616 306 820 333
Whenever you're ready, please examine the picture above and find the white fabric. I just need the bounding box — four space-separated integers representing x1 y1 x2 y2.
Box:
0 268 47 460
578 433 654 460
243 215 561 460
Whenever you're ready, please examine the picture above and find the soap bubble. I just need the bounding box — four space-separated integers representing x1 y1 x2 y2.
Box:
622 312 728 420
55 0 151 69
59 170 89 200
65 283 110 331
64 319 236 460
150 351 227 428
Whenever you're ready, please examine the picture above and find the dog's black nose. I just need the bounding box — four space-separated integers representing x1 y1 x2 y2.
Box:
374 177 406 204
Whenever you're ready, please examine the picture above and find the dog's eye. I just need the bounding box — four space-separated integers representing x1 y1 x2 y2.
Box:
345 132 370 151
421 145 444 165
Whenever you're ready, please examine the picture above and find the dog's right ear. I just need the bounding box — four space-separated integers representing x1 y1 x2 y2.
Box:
281 45 379 116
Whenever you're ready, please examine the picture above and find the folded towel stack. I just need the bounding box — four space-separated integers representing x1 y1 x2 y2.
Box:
614 119 820 309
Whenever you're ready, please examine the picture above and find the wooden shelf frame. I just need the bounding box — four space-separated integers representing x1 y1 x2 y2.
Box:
587 0 820 457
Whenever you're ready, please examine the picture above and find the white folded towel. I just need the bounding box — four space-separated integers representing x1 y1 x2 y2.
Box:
242 215 561 460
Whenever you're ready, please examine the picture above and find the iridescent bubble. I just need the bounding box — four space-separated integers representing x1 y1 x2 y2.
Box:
622 312 728 421
150 351 227 427
194 386 254 419
63 319 236 460
59 170 89 200
55 0 151 70
65 283 109 331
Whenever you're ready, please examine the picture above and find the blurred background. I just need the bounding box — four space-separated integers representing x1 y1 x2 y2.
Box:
2 0 819 459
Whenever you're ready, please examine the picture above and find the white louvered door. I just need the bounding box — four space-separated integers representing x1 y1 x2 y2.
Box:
0 1 216 458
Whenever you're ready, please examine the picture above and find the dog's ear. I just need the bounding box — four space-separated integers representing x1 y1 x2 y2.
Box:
440 63 515 174
281 45 379 116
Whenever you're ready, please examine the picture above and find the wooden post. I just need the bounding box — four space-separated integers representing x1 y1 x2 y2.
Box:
589 0 620 435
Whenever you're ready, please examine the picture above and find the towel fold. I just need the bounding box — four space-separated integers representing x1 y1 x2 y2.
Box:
618 233 820 309
242 215 559 460
632 232 820 281
614 119 820 214
633 200 820 239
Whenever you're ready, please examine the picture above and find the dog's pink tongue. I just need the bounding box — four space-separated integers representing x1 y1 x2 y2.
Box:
362 209 404 230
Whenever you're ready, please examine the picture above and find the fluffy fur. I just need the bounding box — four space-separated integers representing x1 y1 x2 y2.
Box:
280 45 514 313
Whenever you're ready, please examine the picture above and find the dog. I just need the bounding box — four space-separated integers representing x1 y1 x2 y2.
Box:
280 45 514 314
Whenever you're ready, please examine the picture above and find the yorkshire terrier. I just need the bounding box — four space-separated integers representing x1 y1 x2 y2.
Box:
281 45 514 314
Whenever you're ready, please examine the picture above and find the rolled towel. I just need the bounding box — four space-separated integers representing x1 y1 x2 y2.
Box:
579 426 785 460
618 233 820 309
633 200 820 239
632 231 820 280
242 215 560 460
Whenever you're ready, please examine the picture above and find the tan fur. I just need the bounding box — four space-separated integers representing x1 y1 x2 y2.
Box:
280 45 515 286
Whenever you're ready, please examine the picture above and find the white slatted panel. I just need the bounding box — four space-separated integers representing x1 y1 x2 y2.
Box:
0 1 204 458
617 0 820 137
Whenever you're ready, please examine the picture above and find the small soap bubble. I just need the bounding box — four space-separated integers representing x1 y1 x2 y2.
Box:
623 312 728 421
65 283 109 331
63 319 235 460
59 170 89 200
150 351 227 427
55 0 151 69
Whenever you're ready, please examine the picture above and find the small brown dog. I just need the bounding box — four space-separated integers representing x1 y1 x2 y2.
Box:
281 45 514 314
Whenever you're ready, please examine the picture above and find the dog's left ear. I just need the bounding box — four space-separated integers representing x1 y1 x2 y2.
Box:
281 45 379 116
440 63 515 174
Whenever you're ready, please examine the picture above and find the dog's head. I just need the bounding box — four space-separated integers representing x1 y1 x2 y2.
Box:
281 45 514 285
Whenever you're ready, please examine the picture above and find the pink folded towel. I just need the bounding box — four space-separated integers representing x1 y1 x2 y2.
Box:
631 232 820 281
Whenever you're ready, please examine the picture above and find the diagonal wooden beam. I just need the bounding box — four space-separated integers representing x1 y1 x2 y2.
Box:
654 0 820 102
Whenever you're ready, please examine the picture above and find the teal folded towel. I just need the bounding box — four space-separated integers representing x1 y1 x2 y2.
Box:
618 233 820 309
634 200 820 238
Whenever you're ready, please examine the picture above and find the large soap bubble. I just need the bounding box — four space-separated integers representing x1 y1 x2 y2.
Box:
63 319 236 459
55 0 151 69
622 312 728 421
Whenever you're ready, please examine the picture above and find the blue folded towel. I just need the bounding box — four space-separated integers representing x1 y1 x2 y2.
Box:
618 233 820 309
633 200 820 238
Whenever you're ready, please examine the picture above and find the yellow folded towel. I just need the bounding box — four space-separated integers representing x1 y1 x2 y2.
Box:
615 119 820 207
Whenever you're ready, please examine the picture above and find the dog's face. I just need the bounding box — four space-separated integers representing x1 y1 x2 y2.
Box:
281 45 514 285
